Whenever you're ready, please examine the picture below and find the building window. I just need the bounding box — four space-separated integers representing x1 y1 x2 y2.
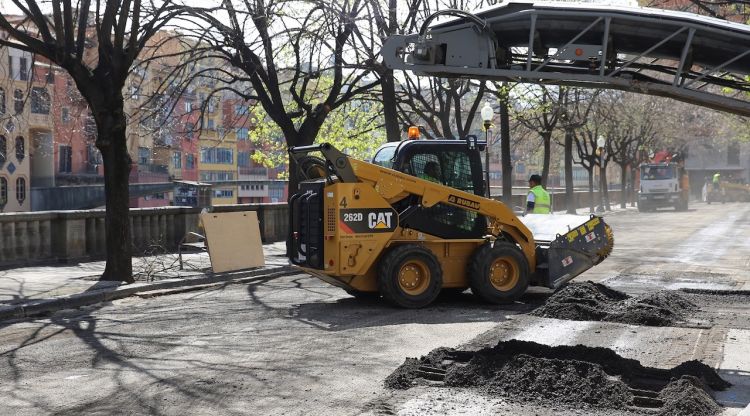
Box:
0 88 5 115
200 147 233 164
61 108 71 123
206 119 215 130
87 144 102 165
728 143 740 166
138 147 150 165
19 57 28 81
15 177 25 203
15 136 24 162
214 189 234 198
184 122 195 140
0 136 5 165
185 101 193 113
59 145 72 173
144 192 166 201
186 154 195 169
13 89 24 115
200 171 234 181
173 151 182 169
31 87 50 114
0 177 6 206
235 104 248 115
237 151 250 167
237 127 249 140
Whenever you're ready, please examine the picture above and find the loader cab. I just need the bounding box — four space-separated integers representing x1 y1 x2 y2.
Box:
372 139 488 239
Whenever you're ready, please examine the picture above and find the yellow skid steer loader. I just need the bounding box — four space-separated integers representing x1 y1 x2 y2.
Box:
287 138 613 308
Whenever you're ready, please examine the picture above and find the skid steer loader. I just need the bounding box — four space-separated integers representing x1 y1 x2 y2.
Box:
287 137 614 308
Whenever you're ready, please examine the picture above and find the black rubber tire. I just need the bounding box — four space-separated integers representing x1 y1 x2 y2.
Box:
378 244 443 309
469 242 530 304
296 155 327 180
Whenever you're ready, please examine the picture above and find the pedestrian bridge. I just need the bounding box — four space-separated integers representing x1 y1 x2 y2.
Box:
383 1 750 116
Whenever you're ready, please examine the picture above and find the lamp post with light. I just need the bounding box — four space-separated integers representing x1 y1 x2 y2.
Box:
597 136 606 211
481 102 494 198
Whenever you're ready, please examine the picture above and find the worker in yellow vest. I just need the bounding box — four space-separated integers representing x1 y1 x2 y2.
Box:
525 174 551 215
712 172 721 191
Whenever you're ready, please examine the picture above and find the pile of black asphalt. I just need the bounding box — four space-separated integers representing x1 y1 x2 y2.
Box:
530 281 696 326
385 340 728 416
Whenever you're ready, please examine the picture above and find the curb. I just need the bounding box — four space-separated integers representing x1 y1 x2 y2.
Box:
0 265 296 321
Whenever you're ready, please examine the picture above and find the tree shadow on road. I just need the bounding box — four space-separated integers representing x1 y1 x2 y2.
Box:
0 294 267 416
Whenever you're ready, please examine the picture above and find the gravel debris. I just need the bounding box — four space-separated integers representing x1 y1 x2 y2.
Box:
531 282 696 326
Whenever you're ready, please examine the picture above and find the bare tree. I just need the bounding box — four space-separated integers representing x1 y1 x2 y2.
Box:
364 0 423 142
573 113 604 213
397 76 486 139
170 0 376 191
558 88 599 214
0 1 181 282
512 85 565 187
647 0 750 21
603 93 661 209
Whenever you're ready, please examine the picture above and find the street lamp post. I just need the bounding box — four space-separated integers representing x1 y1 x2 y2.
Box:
481 102 494 198
597 136 606 211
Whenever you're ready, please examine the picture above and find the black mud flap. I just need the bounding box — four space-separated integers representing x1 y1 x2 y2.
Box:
535 216 613 289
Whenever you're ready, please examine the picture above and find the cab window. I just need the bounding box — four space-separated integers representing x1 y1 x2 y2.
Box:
372 146 396 168
442 151 474 193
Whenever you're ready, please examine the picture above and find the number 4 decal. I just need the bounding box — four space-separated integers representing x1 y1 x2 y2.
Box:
339 197 347 208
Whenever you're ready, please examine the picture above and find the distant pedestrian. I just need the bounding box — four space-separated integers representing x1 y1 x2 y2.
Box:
525 174 550 215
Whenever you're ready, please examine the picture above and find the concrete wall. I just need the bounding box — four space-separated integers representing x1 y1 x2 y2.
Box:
0 203 288 269
0 190 627 269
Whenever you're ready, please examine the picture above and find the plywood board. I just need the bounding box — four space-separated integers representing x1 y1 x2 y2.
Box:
200 211 265 273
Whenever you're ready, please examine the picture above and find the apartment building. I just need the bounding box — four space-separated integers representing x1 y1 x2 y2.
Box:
0 46 50 213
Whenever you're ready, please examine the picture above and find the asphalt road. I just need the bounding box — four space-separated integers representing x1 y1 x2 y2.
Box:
1 202 749 415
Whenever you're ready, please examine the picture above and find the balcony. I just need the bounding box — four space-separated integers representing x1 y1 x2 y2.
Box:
137 163 169 174
239 166 268 178
131 163 169 183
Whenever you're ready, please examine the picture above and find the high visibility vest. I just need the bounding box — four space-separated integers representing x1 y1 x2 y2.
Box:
713 173 721 183
530 185 551 214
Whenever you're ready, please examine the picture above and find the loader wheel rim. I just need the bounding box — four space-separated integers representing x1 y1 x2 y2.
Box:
398 260 430 296
489 256 520 292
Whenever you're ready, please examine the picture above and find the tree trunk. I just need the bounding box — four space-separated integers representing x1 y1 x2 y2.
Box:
630 168 637 207
541 133 551 187
620 163 627 209
564 128 576 214
380 71 401 142
499 94 513 205
97 113 134 283
587 167 595 213
602 163 611 211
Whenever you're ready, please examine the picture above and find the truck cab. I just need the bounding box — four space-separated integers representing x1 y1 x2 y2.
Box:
638 163 689 211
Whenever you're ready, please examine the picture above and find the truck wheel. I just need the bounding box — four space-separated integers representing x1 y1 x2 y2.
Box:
378 244 442 308
469 242 529 304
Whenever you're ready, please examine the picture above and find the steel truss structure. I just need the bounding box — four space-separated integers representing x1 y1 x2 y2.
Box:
382 1 750 116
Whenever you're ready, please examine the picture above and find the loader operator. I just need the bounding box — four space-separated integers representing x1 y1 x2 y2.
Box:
713 172 721 190
525 174 551 215
420 161 441 183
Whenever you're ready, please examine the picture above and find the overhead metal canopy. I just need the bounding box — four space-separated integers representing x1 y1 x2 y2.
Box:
382 1 750 116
